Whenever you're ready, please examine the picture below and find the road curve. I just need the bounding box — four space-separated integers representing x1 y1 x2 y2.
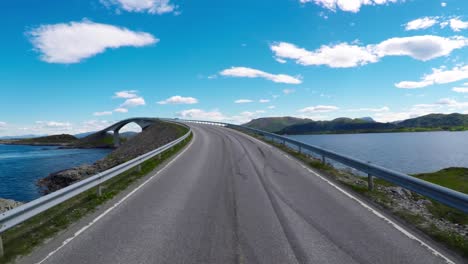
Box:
24 124 456 264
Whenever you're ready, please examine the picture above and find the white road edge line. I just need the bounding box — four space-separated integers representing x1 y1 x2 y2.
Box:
35 133 195 264
233 128 456 264
299 163 455 264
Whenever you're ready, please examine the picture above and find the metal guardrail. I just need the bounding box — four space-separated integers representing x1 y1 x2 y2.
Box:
177 118 468 213
0 126 191 234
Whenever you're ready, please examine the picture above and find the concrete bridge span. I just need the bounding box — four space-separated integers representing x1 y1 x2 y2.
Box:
97 117 157 147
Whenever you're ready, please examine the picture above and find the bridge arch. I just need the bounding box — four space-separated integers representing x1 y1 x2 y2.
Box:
98 118 157 147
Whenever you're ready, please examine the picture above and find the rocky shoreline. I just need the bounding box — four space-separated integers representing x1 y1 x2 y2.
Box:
0 198 23 213
37 121 184 194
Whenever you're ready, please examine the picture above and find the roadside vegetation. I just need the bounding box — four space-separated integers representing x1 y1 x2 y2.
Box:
244 131 468 259
0 131 192 264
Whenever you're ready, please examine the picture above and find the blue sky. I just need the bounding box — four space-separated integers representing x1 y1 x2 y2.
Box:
1 0 468 135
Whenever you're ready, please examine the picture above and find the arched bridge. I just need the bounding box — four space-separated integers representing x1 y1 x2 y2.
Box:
97 117 157 147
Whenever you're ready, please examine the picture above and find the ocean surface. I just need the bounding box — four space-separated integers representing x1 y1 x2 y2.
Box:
288 131 468 175
0 144 111 202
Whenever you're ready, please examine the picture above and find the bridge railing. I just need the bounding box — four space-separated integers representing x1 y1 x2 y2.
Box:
177 118 468 213
0 126 191 235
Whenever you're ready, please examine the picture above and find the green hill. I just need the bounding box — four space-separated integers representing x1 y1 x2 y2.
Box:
10 134 78 145
242 117 311 132
244 113 468 135
397 113 468 130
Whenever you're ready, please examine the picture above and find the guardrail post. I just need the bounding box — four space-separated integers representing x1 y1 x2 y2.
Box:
137 164 142 172
368 174 374 191
321 155 326 164
97 185 104 197
298 145 302 154
0 234 4 257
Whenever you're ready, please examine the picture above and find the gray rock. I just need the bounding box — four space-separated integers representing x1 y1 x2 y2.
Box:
0 198 23 213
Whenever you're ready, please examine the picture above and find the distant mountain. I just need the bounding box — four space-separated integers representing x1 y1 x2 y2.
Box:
244 113 468 135
243 117 311 132
358 117 375 123
74 132 96 139
120 131 139 138
279 117 394 134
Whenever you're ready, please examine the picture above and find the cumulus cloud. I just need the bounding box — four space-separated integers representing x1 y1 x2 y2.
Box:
93 111 113 116
101 0 176 14
452 87 468 93
347 106 390 112
298 105 339 113
259 99 270 103
299 0 401 13
271 42 377 68
158 95 198 105
395 65 468 88
0 122 7 130
405 17 439 31
271 36 468 68
177 109 226 121
220 67 302 84
449 18 468 32
234 99 254 104
121 97 146 107
28 20 158 64
114 108 129 113
113 90 138 99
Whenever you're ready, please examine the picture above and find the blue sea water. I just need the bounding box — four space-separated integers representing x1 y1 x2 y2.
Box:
288 131 468 175
0 144 111 202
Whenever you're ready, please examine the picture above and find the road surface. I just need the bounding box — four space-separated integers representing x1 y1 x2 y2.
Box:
23 124 456 264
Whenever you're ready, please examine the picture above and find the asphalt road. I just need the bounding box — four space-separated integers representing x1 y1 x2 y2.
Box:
23 124 457 264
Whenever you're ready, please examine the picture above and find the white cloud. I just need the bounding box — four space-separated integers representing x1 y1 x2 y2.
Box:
93 111 113 116
101 0 176 14
449 18 468 32
234 99 254 104
453 87 468 93
271 42 377 68
0 122 7 130
374 35 468 61
28 20 157 64
394 80 434 89
271 36 468 68
113 90 138 99
348 106 390 112
298 105 339 113
405 17 438 31
275 57 287 64
259 99 270 103
299 0 401 13
120 97 146 107
220 67 302 84
395 65 468 88
283 89 295 94
177 109 226 121
30 121 74 134
158 95 198 105
114 107 129 113
267 105 276 109
441 2 447 7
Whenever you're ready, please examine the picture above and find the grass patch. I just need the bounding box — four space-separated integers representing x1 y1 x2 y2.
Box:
0 131 192 264
414 167 468 194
